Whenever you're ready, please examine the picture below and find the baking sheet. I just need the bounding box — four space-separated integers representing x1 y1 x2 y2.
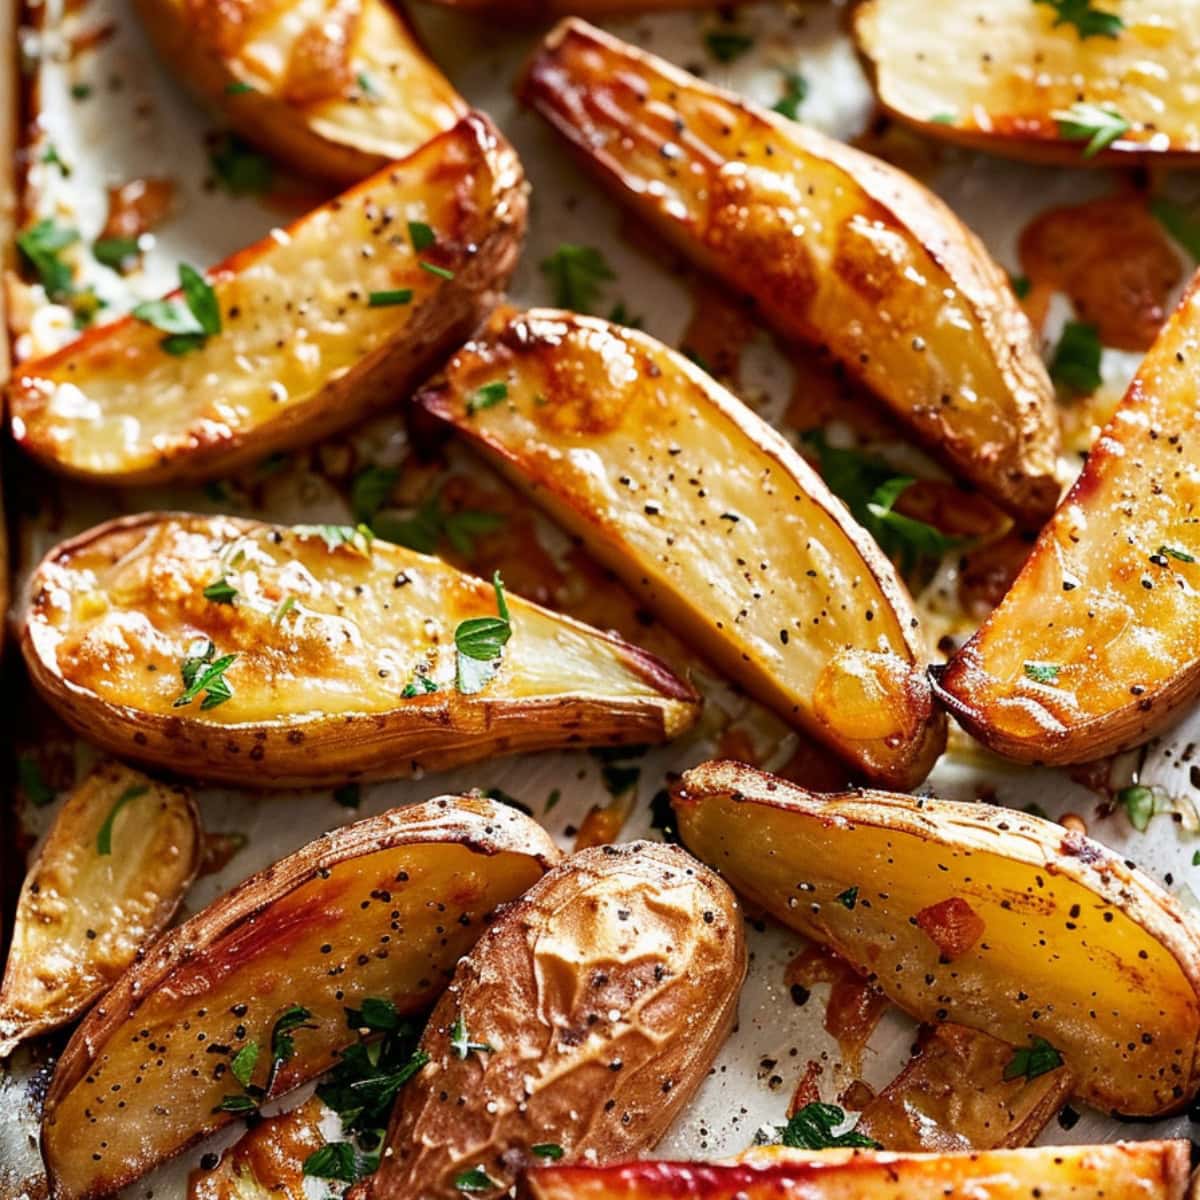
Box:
5 0 1200 1195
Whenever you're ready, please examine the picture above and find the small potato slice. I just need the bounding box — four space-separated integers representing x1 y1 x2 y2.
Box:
416 309 944 790
935 275 1200 764
672 759 1200 1117
356 841 746 1200
41 795 560 1200
0 761 200 1058
8 113 525 485
135 0 466 183
519 1142 1195 1200
855 0 1200 164
22 513 698 787
518 20 1060 525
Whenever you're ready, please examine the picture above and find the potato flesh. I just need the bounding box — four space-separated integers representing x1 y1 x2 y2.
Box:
363 842 746 1199
522 1142 1194 1200
418 310 943 789
673 761 1200 1116
937 278 1200 763
8 117 519 481
43 830 549 1200
855 0 1200 160
0 762 199 1056
519 21 1059 524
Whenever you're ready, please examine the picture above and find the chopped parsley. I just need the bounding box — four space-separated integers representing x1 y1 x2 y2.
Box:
1034 0 1124 39
1151 198 1200 262
600 763 640 797
267 1003 316 1091
16 218 79 301
466 381 508 415
294 523 374 554
408 221 435 251
374 490 502 559
225 80 256 95
836 886 858 910
704 29 754 63
1053 101 1130 157
96 784 148 855
1117 784 1155 833
18 756 56 808
540 243 615 313
765 1103 881 1150
133 262 222 355
93 236 140 272
333 783 362 809
214 1092 259 1115
71 82 92 100
401 668 438 698
230 1042 259 1088
203 576 238 604
1049 321 1103 394
772 71 808 120
449 1015 493 1060
1159 545 1196 564
210 132 273 195
531 1144 564 1160
1023 661 1061 684
216 1005 314 1115
455 572 512 694
455 1167 500 1193
351 465 399 524
1004 1036 1064 1081
356 71 381 99
174 640 238 710
303 1141 377 1183
41 142 71 175
368 289 413 308
1010 273 1032 299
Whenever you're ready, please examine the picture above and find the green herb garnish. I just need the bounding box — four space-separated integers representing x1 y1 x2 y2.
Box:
351 465 399 524
95 784 148 856
203 577 238 604
1049 321 1103 394
133 262 222 355
531 1144 564 1160
93 236 140 272
374 490 502 559
210 132 273 195
1053 101 1130 157
1117 784 1155 832
1151 197 1200 262
455 1167 500 1193
772 71 807 120
368 288 413 308
174 640 238 710
1023 661 1062 684
836 886 858 910
18 756 57 808
1004 1036 1064 1081
408 221 435 251
771 1103 881 1150
1034 0 1123 39
449 1015 493 1060
16 219 79 301
540 243 615 312
455 572 512 694
704 29 754 63
419 260 454 280
467 381 508 415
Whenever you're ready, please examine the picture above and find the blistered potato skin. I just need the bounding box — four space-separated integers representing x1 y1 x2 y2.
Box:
520 1142 1195 1200
417 309 945 789
518 20 1059 525
855 0 1200 164
673 760 1200 1117
935 276 1200 765
357 841 746 1200
41 796 560 1200
135 0 466 182
8 114 526 485
21 513 699 787
0 761 200 1058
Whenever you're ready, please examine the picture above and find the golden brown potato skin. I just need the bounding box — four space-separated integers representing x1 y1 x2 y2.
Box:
673 759 1200 1117
935 275 1200 765
520 1142 1196 1200
356 841 746 1200
428 0 762 16
134 0 466 182
519 20 1060 525
8 114 526 485
855 0 1200 164
41 796 560 1200
21 513 699 787
417 309 945 790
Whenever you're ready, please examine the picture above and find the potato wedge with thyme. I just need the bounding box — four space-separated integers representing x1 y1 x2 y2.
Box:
519 21 1060 525
935 275 1200 765
21 513 699 787
416 309 944 789
854 0 1200 165
135 0 466 183
8 113 525 485
41 795 560 1200
356 842 745 1200
672 759 1200 1117
519 1142 1196 1200
0 761 200 1058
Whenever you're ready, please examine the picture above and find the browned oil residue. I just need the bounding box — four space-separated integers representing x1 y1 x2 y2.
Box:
679 277 757 384
786 945 889 1072
787 1059 824 1116
1018 195 1181 351
198 831 248 878
101 178 176 242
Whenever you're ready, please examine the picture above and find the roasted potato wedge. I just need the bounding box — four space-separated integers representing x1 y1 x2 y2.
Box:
8 113 525 485
416 309 944 789
935 275 1200 765
356 841 746 1200
856 1023 1073 1151
22 513 698 787
520 1142 1196 1199
855 0 1200 164
519 20 1060 525
0 761 200 1058
428 0 758 16
135 0 467 183
41 795 560 1200
672 759 1200 1117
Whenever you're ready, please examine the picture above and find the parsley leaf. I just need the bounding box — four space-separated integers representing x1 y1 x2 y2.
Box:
133 262 221 355
531 1144 564 1160
540 244 615 312
215 1092 259 1114
203 577 238 604
210 132 273 195
96 785 148 856
1117 784 1156 832
1034 0 1123 39
600 763 640 797
704 29 754 63
356 71 381 99
449 1015 493 1060
304 1142 378 1183
1004 1036 1063 1081
1159 544 1196 563
836 886 858 910
408 221 435 251
293 523 375 554
773 1103 881 1150
173 640 238 711
455 573 512 694
466 381 508 415
346 997 402 1033
1050 321 1103 394
351 465 399 524
93 236 140 272
1053 101 1130 157
1023 661 1061 684
16 219 79 300
1151 197 1200 262
772 71 808 120
455 1167 500 1193
230 1042 259 1089
374 490 502 559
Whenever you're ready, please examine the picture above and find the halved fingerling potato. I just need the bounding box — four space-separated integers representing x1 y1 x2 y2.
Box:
356 842 746 1200
0 761 200 1058
22 513 699 787
672 759 1200 1117
518 20 1060 525
520 1142 1196 1200
855 0 1200 164
41 795 560 1200
136 0 467 183
416 309 944 789
8 113 526 485
935 274 1200 765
